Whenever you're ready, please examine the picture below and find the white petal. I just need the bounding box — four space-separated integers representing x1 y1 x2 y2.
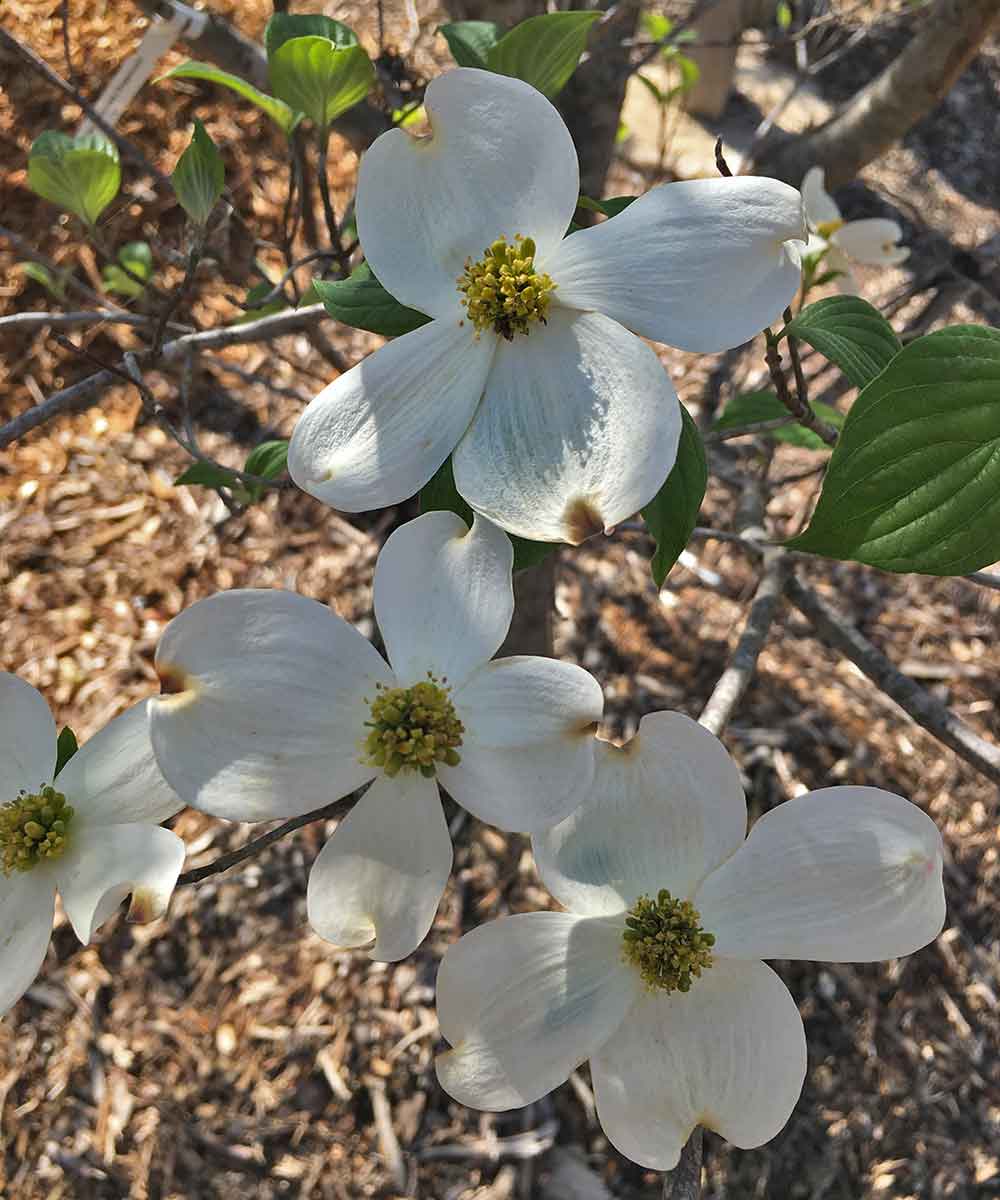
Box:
374 511 513 689
0 673 56 792
306 772 451 961
800 166 841 228
454 309 681 542
151 590 391 821
832 219 909 267
57 700 183 827
826 245 860 294
695 787 945 962
534 712 747 917
591 959 806 1169
288 318 496 513
357 68 579 320
543 177 807 353
0 870 56 1016
55 822 186 944
441 656 603 832
436 911 637 1110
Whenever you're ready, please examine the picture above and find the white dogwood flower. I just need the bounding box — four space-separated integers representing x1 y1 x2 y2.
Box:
436 712 945 1169
1 674 186 1017
289 68 807 544
149 512 603 961
802 166 909 293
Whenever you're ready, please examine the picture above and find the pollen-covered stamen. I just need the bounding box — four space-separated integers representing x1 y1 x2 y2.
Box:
622 888 715 994
362 674 464 779
0 784 75 874
816 218 845 240
458 235 556 340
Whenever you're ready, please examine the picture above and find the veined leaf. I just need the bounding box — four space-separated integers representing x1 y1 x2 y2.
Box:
172 118 224 225
437 20 500 68
269 38 374 129
788 324 1000 574
313 263 429 337
487 11 601 98
265 12 357 57
28 130 120 224
784 295 901 390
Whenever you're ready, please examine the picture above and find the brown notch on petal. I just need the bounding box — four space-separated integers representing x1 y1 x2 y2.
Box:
563 497 605 545
127 887 161 924
156 662 189 696
571 719 601 741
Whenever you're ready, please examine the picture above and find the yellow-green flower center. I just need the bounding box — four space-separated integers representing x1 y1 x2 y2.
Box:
622 888 715 994
362 674 464 779
816 217 845 240
457 235 556 340
0 784 74 874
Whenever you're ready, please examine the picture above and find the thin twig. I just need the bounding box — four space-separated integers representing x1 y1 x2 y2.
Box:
0 311 167 333
703 415 798 443
176 794 358 887
1 223 123 310
786 574 1000 787
0 304 328 451
698 549 790 736
764 326 839 447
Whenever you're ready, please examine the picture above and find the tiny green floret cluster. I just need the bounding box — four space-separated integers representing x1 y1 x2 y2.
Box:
622 888 715 993
362 674 464 778
458 235 556 340
0 784 74 874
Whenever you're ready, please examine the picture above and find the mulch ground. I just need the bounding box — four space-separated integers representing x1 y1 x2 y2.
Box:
1 2 998 1198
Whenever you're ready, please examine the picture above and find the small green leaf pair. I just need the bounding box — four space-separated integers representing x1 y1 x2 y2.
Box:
438 11 601 98
102 241 154 298
175 440 289 505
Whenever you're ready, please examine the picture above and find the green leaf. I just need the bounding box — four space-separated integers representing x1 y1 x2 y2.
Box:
577 194 637 219
641 11 672 41
269 38 374 129
28 130 121 225
231 280 287 324
102 241 153 298
245 439 288 479
313 263 430 337
487 11 601 98
19 261 68 301
714 390 844 450
642 406 708 587
784 296 901 390
787 324 1000 574
437 20 500 68
102 265 145 298
776 1 793 30
172 118 224 225
118 240 152 280
175 461 241 489
161 61 300 135
265 12 357 57
54 727 79 777
419 458 556 572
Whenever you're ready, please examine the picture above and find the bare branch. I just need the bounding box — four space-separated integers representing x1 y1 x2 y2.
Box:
698 549 790 736
0 310 180 333
786 574 1000 787
764 325 839 447
176 793 358 887
0 304 329 451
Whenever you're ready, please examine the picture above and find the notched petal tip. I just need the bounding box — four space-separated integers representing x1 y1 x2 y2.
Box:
563 497 605 545
127 885 167 924
155 662 198 708
571 719 601 741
